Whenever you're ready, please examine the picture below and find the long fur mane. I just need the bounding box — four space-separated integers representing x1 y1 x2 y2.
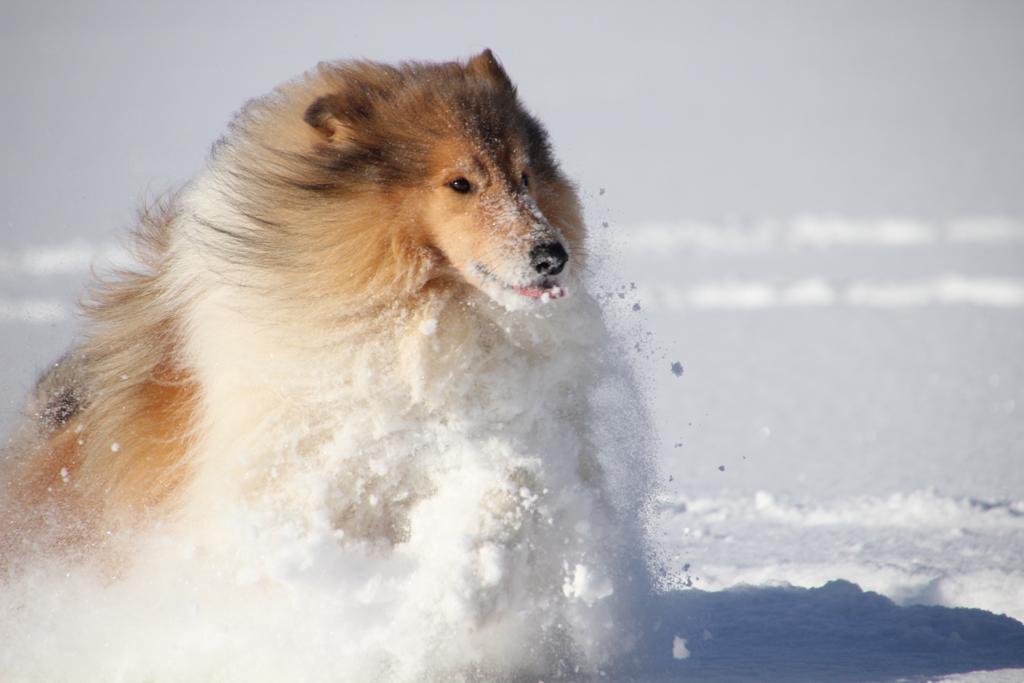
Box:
2 53 588 547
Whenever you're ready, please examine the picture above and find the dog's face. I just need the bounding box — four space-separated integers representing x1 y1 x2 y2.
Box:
419 135 572 307
299 50 584 309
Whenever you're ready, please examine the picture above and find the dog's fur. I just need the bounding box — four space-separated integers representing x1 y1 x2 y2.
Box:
1 51 592 553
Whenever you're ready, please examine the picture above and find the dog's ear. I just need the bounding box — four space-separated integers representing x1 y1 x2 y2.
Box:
305 83 382 141
304 94 353 141
467 49 513 90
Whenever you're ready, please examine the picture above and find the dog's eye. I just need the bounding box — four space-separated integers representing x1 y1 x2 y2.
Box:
448 177 472 194
521 172 529 188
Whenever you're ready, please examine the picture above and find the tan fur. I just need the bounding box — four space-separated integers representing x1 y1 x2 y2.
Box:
3 200 196 549
2 51 586 552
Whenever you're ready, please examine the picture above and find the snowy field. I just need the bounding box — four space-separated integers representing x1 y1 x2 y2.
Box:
598 216 1024 679
3 1 1024 681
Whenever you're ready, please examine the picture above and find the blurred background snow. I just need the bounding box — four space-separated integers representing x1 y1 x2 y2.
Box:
2 0 1023 674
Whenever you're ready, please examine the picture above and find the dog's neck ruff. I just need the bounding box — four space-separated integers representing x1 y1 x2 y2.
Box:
159 195 632 675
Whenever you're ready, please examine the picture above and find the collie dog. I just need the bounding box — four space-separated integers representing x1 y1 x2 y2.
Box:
1 51 648 680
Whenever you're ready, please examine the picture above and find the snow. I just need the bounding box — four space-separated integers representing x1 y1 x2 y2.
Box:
1 228 655 680
0 297 69 322
0 241 129 277
626 580 1024 682
1 216 1022 680
602 214 1024 680
636 276 1024 311
417 318 438 336
562 563 615 605
618 218 1024 253
672 635 690 660
655 488 1024 621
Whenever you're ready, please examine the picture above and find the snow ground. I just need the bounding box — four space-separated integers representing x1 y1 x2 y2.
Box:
2 217 1023 681
602 216 1024 680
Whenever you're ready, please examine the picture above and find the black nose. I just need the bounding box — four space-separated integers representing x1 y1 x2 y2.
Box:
529 242 568 276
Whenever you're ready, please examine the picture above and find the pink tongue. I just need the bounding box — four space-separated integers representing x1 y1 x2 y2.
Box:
514 286 564 300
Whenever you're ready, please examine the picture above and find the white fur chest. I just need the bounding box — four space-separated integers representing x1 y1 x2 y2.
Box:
158 207 632 678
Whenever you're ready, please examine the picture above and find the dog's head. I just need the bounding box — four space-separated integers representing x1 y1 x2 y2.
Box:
297 50 585 309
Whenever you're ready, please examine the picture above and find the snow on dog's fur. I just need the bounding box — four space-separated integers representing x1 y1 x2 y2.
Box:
0 52 652 681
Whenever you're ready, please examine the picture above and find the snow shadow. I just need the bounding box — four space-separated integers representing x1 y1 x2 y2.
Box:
617 580 1024 682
